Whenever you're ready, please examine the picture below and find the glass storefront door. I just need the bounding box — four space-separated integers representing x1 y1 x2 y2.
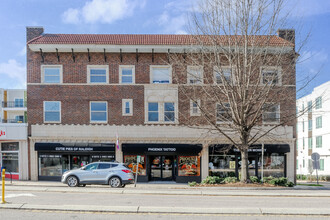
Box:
150 156 173 181
238 155 258 178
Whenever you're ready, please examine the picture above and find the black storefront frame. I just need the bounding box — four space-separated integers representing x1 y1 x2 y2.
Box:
122 143 203 183
35 143 115 181
209 144 290 180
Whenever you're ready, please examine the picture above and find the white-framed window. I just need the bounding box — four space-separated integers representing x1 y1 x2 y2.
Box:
0 142 19 174
87 65 109 84
216 103 232 123
261 67 281 85
148 102 159 122
187 66 203 84
308 119 312 131
262 103 280 123
41 65 62 84
307 101 312 112
316 136 322 148
90 101 107 123
214 66 232 84
44 101 61 123
122 99 133 116
316 116 322 129
150 65 171 84
164 102 175 122
315 96 322 109
190 99 201 116
119 65 135 84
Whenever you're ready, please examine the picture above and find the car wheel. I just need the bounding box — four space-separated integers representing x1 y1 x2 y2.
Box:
121 184 126 188
109 177 121 188
67 176 79 187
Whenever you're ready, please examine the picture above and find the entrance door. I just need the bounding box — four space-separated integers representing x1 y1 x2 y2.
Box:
150 156 173 181
237 155 258 178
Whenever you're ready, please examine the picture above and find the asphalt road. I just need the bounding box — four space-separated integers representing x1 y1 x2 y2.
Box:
0 209 329 220
2 190 330 209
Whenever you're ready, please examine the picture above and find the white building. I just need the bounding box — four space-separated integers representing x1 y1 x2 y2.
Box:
0 88 28 180
296 81 330 177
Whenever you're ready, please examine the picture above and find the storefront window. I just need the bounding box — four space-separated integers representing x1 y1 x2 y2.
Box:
178 156 200 176
209 154 236 177
38 155 69 176
1 142 19 173
258 153 285 178
124 155 146 175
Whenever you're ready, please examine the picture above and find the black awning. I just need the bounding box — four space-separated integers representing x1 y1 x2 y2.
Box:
35 143 115 152
209 144 290 154
122 143 203 154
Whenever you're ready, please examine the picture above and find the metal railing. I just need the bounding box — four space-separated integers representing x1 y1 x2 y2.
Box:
2 101 27 108
1 119 27 123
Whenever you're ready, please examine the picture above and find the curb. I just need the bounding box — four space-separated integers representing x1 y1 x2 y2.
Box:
0 204 329 216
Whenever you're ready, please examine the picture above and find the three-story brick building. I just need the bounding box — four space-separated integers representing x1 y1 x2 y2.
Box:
27 27 296 182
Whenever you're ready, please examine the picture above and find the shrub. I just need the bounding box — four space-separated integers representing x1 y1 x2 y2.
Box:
250 176 259 183
188 181 197 187
201 176 223 184
223 177 238 183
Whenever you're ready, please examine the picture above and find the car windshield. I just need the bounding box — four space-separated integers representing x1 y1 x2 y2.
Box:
84 163 98 170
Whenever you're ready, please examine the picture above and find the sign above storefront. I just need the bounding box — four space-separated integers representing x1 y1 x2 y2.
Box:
122 143 202 154
210 144 290 154
0 127 6 139
35 143 115 152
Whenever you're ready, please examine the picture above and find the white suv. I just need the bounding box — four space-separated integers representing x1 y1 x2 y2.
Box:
61 162 134 188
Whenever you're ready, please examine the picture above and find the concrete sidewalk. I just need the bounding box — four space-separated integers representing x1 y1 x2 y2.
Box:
0 203 330 216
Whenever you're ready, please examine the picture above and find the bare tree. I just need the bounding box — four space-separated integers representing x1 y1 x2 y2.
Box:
169 0 303 182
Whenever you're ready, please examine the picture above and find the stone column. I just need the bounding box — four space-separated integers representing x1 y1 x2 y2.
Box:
287 140 295 182
29 139 38 181
201 143 209 180
116 144 123 163
19 140 29 180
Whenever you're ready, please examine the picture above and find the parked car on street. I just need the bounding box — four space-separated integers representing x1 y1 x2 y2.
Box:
61 162 134 188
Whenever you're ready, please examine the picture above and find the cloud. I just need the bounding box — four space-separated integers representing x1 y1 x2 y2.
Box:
62 8 80 24
0 59 26 89
62 0 146 24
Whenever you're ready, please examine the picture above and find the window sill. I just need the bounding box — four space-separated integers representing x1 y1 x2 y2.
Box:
43 121 61 124
144 121 178 125
90 121 108 124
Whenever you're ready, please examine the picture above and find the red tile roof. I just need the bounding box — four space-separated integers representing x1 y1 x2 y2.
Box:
27 34 293 47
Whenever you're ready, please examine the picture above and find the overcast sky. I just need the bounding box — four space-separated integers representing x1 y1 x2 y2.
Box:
0 0 329 97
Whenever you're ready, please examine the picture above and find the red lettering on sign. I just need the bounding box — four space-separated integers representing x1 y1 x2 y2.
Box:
0 130 5 137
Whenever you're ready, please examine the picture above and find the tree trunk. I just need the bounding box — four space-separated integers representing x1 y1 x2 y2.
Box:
240 149 249 182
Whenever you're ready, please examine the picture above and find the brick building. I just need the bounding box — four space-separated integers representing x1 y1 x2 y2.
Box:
27 27 296 182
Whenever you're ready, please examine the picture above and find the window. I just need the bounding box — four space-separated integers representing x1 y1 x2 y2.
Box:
14 98 24 107
303 159 305 168
308 101 312 112
308 119 312 131
124 155 146 175
44 101 61 122
42 65 62 83
263 103 280 123
90 102 107 123
87 65 108 83
302 103 305 112
214 67 232 84
315 96 322 109
190 100 201 116
308 137 313 149
296 159 298 170
15 115 24 123
84 163 98 170
1 143 19 173
119 65 135 84
122 99 133 116
302 119 305 132
319 159 324 171
316 116 322 129
150 66 171 84
98 163 111 169
216 103 231 123
148 102 159 122
178 156 200 176
164 102 175 122
261 67 281 85
187 66 203 84
303 138 305 150
316 136 322 148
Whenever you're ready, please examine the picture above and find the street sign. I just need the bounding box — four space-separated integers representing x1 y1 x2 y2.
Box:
311 152 320 161
312 160 320 170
